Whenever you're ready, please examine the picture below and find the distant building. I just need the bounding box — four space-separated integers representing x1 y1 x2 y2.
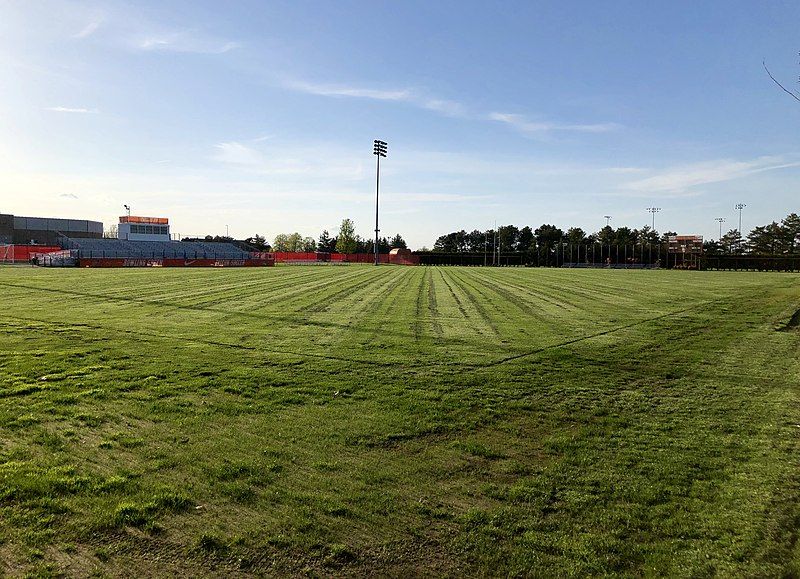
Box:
0 213 103 245
118 216 171 241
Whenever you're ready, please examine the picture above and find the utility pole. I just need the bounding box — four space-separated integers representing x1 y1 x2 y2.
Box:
373 140 387 266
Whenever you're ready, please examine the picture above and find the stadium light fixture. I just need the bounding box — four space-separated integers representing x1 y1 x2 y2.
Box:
373 140 388 266
123 204 130 217
714 217 726 240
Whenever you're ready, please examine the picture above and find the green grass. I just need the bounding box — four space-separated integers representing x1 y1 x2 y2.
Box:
0 265 799 576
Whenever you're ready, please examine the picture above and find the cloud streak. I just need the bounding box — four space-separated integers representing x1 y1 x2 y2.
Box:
44 106 98 113
66 4 240 55
73 16 104 39
282 79 468 118
621 156 800 196
282 78 611 131
136 34 240 54
212 141 364 179
488 112 620 134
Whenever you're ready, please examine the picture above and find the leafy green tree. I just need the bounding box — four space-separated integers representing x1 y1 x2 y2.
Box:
466 230 485 252
301 237 317 252
534 224 563 266
614 226 635 246
566 227 586 245
781 213 800 253
336 219 357 254
497 225 519 253
433 230 469 252
244 234 269 251
273 233 290 251
286 232 303 252
720 229 739 254
597 225 615 246
389 234 407 249
638 225 660 247
517 226 534 253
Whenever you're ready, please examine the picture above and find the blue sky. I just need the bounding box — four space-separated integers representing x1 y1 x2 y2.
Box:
1 0 799 248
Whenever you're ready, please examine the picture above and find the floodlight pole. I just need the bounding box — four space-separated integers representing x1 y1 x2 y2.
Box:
715 217 726 240
646 208 660 266
735 203 746 252
373 140 387 266
646 207 661 230
604 215 611 265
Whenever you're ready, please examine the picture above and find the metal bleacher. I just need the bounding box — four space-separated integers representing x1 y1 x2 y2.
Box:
60 237 251 260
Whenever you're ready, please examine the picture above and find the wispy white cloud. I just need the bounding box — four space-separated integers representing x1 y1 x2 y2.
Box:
63 4 240 55
605 166 648 174
488 112 620 134
621 156 800 196
44 106 98 113
398 192 492 203
212 141 364 179
136 32 240 54
282 78 611 130
214 141 266 168
282 79 412 101
281 78 468 118
73 15 104 39
420 98 467 117
59 193 79 199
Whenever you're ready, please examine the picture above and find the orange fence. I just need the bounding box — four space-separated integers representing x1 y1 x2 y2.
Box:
1 245 63 263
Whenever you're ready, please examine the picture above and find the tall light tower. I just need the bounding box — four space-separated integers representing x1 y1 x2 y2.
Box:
645 208 660 266
735 203 746 251
373 139 387 266
714 217 726 240
603 215 612 265
646 207 661 230
123 204 131 217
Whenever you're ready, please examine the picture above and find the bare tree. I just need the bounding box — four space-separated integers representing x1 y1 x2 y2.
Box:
763 58 800 103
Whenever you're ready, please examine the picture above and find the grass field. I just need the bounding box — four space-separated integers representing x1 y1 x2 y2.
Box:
1 265 799 576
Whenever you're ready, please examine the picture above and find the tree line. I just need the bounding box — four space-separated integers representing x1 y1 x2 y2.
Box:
244 219 407 254
431 212 800 260
706 213 800 255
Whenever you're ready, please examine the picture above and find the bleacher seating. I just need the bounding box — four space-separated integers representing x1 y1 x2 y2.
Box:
61 237 251 260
